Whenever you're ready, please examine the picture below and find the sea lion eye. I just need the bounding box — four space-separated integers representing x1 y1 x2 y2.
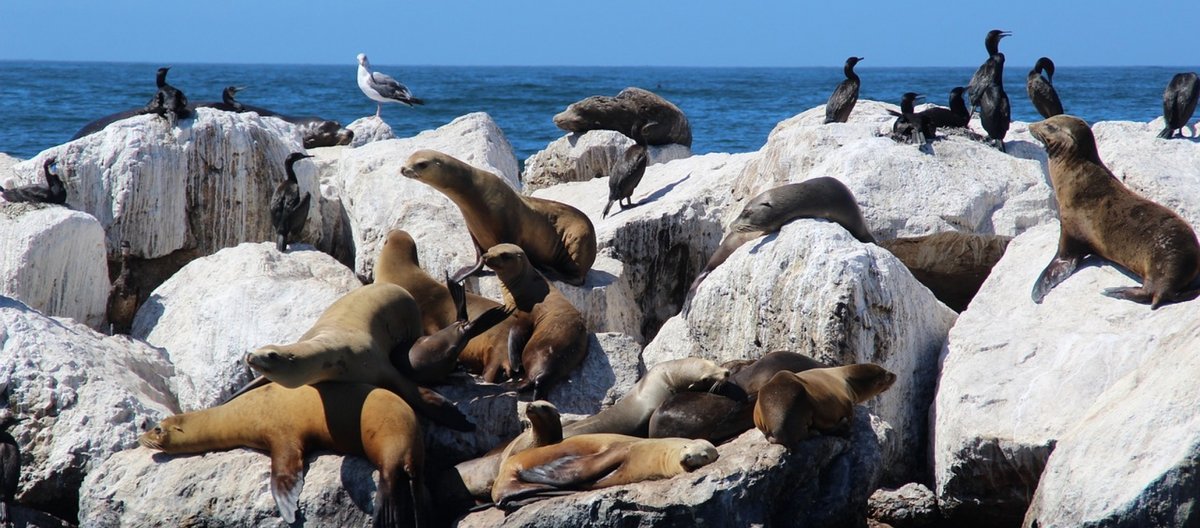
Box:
414 161 428 171
153 426 163 435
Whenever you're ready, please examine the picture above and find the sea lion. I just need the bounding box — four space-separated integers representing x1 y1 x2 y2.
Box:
492 434 717 510
648 351 827 442
1159 72 1200 139
106 241 139 335
753 363 896 447
71 107 148 140
553 87 692 147
400 150 597 286
243 283 474 431
1029 115 1200 308
685 178 875 307
270 152 313 252
0 416 18 526
1 157 65 204
482 244 588 399
602 143 648 218
139 382 426 527
289 116 355 149
825 56 864 124
879 232 1012 312
399 276 512 385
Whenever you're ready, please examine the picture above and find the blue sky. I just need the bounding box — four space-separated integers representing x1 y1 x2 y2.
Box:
2 1 1197 67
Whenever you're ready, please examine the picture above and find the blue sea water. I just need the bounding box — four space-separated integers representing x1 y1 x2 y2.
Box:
0 61 1194 162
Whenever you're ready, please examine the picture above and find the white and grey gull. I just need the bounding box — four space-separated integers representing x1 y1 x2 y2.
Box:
356 53 424 118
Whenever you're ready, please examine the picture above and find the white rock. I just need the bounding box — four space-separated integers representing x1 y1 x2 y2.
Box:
80 448 378 528
932 222 1200 525
0 297 177 514
546 332 642 417
309 146 355 267
314 112 519 281
1093 120 1200 227
0 204 109 328
643 220 958 482
521 131 691 192
1022 319 1200 528
0 152 21 182
733 100 1055 240
8 109 320 260
131 242 361 411
346 115 396 147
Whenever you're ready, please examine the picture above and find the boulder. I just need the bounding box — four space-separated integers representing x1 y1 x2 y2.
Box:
869 483 941 528
732 101 1055 241
643 220 958 483
0 204 109 329
521 130 691 192
2 505 73 528
1093 120 1200 227
553 87 692 147
456 408 881 528
1022 319 1200 528
932 222 1200 527
0 152 21 181
131 242 361 412
309 146 356 268
314 112 519 281
0 297 177 518
347 115 396 147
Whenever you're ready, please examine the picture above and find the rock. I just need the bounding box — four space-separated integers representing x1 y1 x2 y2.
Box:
0 152 21 181
553 87 692 147
346 116 396 147
869 483 940 528
546 332 642 417
309 146 356 268
733 100 1055 240
424 381 521 463
1093 120 1200 227
456 408 881 528
1022 319 1200 528
0 297 177 517
2 504 74 528
131 242 361 412
314 112 519 281
0 203 109 329
80 448 378 528
521 130 691 192
931 222 1200 526
643 220 958 483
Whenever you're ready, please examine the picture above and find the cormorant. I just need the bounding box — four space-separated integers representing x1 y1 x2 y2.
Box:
1 157 66 204
602 143 649 218
1159 72 1200 139
1027 57 1064 119
824 56 864 124
967 30 1011 109
144 67 191 125
107 241 139 335
270 153 314 252
891 92 935 145
979 81 1011 152
920 87 970 129
199 86 246 112
356 53 424 118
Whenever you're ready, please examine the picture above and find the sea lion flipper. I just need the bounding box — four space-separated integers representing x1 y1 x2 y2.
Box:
445 272 467 322
517 445 631 488
373 473 417 528
414 385 476 432
463 306 514 342
507 318 533 378
1031 254 1082 303
269 445 306 524
224 375 271 404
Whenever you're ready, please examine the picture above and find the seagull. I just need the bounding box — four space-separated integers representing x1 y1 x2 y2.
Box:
356 53 424 118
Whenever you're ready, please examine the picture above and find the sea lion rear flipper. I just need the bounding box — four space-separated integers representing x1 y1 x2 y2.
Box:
496 486 574 511
517 446 631 488
270 445 306 524
374 473 418 528
224 375 270 404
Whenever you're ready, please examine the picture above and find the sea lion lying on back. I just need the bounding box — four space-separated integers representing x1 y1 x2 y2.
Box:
753 363 896 448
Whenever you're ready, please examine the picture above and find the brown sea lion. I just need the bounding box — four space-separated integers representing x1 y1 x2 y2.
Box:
1028 115 1200 308
753 363 896 448
553 87 693 147
685 178 876 311
400 150 597 286
139 382 426 528
106 240 139 335
242 283 474 431
492 434 717 510
879 232 1012 312
482 244 588 400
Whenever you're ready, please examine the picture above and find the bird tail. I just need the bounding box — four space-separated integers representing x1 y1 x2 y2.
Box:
602 199 616 218
408 97 425 106
276 234 287 252
1158 127 1174 139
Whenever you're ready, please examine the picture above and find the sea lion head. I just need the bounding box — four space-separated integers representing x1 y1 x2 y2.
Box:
482 243 532 283
658 358 731 393
139 415 191 452
377 229 420 281
245 343 334 388
843 363 897 403
400 149 453 182
677 439 719 470
552 96 614 132
524 400 563 442
1029 115 1100 163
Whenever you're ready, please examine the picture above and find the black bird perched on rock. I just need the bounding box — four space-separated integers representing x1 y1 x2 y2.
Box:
270 153 314 252
206 86 246 112
1027 57 1064 119
0 415 19 527
1158 72 1200 139
919 87 970 129
1 157 66 204
979 80 1011 152
967 30 1011 110
144 66 191 125
603 143 649 218
825 56 864 124
890 92 935 145
107 241 139 335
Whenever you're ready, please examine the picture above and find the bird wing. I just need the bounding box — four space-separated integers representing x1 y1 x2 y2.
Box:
370 71 417 102
824 80 859 123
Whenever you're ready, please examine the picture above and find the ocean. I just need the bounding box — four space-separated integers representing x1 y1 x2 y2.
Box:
0 61 1194 162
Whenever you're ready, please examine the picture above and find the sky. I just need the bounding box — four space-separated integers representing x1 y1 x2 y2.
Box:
2 1 1197 68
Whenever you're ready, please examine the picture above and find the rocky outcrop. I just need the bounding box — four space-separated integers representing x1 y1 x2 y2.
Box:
553 87 692 147
644 220 958 483
0 297 177 518
0 203 109 329
869 483 941 528
457 409 881 527
1093 120 1200 227
521 130 691 192
347 115 396 147
0 152 21 180
131 242 361 411
932 222 1200 527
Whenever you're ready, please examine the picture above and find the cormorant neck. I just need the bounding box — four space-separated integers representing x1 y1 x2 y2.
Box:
843 62 858 81
285 161 300 183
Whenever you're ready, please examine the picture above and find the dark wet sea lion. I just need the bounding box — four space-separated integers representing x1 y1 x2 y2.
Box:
553 87 692 147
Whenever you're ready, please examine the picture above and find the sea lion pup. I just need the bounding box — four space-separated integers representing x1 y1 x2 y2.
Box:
399 275 512 385
1159 72 1200 139
1 157 65 204
492 434 718 510
482 244 588 400
753 363 896 448
1029 115 1200 308
648 351 826 443
1027 57 1064 119
684 178 875 309
270 152 313 252
0 416 19 526
243 283 474 431
879 232 1012 312
825 56 864 124
374 229 516 381
602 143 648 218
139 382 426 528
400 150 597 286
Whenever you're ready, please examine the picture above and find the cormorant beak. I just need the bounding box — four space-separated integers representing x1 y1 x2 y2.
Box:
233 86 246 93
858 57 866 62
1000 31 1012 38
300 154 314 159
915 95 926 104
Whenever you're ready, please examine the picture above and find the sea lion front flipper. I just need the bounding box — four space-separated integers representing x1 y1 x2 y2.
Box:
496 488 576 511
450 235 488 283
516 445 632 489
446 272 467 322
269 444 306 524
463 306 514 342
224 375 270 404
507 317 533 379
1031 254 1082 303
